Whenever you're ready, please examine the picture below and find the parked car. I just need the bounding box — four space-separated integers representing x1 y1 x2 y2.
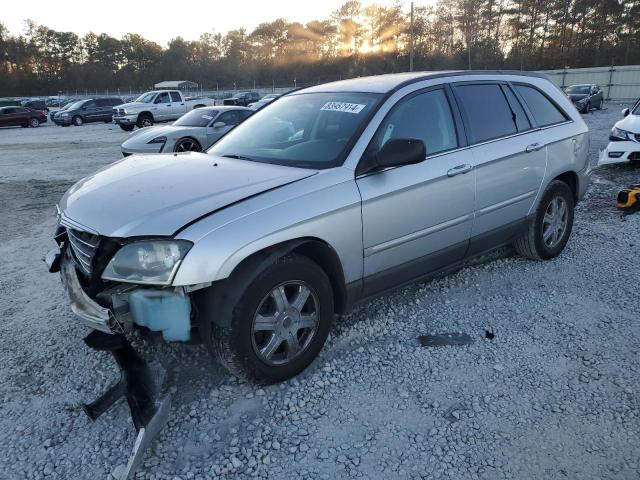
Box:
224 91 260 107
565 84 603 113
50 101 75 122
0 106 47 127
48 71 590 384
54 97 123 126
21 99 49 114
249 93 281 110
599 98 640 165
113 90 216 131
121 106 252 156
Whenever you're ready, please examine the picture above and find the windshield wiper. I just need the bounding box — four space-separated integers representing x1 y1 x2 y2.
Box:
221 154 254 161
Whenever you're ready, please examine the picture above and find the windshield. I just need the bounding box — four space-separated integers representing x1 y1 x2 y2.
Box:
566 85 590 95
67 100 86 110
632 99 640 115
135 92 157 103
208 92 381 169
173 108 218 127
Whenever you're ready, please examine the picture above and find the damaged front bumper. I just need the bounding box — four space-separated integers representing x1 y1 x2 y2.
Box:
47 246 194 341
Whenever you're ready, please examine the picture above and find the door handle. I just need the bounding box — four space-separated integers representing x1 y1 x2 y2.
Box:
447 164 473 177
525 142 543 153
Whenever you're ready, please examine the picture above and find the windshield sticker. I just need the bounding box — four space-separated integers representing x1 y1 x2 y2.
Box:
321 102 366 114
202 115 213 120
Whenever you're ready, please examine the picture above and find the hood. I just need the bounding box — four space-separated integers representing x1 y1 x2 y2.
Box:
614 113 640 134
568 94 588 102
59 154 316 237
119 101 150 111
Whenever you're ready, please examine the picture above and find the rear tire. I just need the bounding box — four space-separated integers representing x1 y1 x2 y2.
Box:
119 124 135 132
205 254 333 384
514 180 575 260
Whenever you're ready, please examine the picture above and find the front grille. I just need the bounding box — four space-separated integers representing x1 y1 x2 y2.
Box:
114 108 125 117
67 228 100 275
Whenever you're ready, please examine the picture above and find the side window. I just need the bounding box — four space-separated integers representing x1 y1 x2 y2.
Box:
95 99 108 108
218 111 239 126
514 85 568 127
374 88 458 156
4 108 15 114
17 107 30 113
156 92 170 104
454 83 517 143
84 101 96 109
170 92 181 102
239 110 253 120
501 85 531 131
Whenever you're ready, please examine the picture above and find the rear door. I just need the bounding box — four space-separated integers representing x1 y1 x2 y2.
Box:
356 86 476 296
452 82 547 255
170 91 187 116
82 100 98 122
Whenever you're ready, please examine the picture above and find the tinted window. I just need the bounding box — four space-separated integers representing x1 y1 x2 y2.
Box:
83 101 96 109
156 92 170 103
95 99 109 107
111 98 123 106
239 110 253 120
455 83 517 143
17 107 29 113
501 85 531 131
515 85 567 126
170 92 181 102
217 111 240 126
374 88 457 156
2 108 15 114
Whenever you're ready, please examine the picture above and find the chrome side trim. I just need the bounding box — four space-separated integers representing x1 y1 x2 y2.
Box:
477 190 537 217
364 213 473 257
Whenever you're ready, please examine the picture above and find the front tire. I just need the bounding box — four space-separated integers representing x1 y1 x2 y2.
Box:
174 137 202 152
136 114 153 128
72 115 83 126
514 180 575 260
582 101 591 114
119 124 135 132
596 100 603 110
206 254 334 384
29 118 40 128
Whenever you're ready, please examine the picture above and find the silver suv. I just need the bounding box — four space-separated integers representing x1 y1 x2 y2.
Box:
49 71 591 383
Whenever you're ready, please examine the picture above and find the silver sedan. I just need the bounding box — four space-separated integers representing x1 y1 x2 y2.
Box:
120 106 252 156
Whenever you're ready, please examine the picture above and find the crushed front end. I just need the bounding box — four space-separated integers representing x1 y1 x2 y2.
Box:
46 213 198 480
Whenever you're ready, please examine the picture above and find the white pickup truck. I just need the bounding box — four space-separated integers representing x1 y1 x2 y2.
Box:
112 90 215 131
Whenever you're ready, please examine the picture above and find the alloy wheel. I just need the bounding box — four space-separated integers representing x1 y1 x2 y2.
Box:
542 196 568 247
251 281 320 366
175 139 200 152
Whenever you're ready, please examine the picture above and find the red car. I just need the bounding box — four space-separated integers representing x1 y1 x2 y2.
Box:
0 106 47 128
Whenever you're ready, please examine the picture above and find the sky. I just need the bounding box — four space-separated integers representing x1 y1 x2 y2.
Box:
3 0 413 46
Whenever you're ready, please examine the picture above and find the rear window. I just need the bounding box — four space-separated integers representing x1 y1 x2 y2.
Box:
455 83 517 143
170 92 181 102
514 85 568 127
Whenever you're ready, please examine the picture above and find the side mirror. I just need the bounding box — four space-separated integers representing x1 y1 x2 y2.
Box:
622 108 630 117
376 138 426 169
213 121 226 129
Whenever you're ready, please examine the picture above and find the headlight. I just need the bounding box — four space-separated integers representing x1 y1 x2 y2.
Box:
148 136 167 144
102 240 193 285
122 109 128 115
610 127 631 141
61 113 69 117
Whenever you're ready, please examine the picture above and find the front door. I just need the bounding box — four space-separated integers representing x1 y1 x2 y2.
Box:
356 87 476 296
208 110 240 144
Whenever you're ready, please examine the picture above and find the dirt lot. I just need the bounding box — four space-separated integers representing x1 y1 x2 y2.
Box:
0 108 639 480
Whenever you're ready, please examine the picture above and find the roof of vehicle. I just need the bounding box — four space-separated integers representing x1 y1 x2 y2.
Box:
296 70 549 94
568 83 594 87
195 105 250 111
154 80 198 89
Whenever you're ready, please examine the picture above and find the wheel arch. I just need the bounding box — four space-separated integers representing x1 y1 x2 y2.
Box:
193 237 349 329
552 170 579 203
138 111 154 121
174 136 202 152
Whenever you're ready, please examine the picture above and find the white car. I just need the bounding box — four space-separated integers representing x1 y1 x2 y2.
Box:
599 99 640 165
121 106 252 156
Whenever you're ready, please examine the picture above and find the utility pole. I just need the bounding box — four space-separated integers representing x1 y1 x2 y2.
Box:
409 2 414 72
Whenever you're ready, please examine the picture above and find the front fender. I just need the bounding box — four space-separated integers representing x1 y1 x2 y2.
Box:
172 168 363 287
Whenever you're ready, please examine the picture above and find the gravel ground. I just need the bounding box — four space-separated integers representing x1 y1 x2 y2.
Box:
0 107 639 480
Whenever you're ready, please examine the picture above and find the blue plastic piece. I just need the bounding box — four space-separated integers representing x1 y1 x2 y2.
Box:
128 290 191 342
